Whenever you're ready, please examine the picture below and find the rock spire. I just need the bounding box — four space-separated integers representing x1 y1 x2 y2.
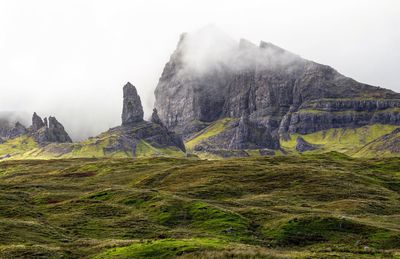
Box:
122 82 144 125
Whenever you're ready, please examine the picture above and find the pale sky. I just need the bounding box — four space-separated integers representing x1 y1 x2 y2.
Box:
0 0 399 140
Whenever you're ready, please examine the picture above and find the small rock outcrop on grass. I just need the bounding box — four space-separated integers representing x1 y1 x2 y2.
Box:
295 137 318 152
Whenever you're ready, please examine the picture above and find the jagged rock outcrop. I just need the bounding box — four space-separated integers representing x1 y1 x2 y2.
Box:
0 119 12 138
295 137 318 152
32 112 45 131
46 116 73 143
154 28 400 151
103 83 186 156
29 113 72 144
0 112 72 145
122 82 144 125
6 122 27 139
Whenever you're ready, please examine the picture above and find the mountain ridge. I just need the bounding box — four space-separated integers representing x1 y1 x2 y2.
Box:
154 28 400 154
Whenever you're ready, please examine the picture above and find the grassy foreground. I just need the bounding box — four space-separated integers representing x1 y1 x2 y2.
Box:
0 153 399 258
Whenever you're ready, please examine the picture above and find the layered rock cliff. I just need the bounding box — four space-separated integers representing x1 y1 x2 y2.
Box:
154 28 400 151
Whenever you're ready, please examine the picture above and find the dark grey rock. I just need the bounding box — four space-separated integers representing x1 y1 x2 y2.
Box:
30 113 72 144
103 83 186 156
154 30 400 151
32 112 45 131
229 115 249 149
259 149 275 156
151 108 164 126
7 122 27 139
46 116 73 143
0 154 11 160
295 137 318 152
122 82 144 125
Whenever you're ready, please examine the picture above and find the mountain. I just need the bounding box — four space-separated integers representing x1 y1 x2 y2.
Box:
154 27 400 157
0 83 185 160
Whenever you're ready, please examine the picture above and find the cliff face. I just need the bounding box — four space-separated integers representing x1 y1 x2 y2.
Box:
154 29 400 150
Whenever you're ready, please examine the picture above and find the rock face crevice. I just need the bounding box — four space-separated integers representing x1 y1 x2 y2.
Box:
154 29 400 150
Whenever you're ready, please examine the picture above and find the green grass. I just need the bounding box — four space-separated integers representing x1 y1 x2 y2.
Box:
281 124 399 155
0 153 399 257
0 136 39 158
185 118 234 150
354 128 400 158
94 238 225 259
136 140 184 158
0 131 185 160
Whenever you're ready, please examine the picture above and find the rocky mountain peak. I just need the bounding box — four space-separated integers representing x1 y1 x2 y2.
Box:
28 113 72 144
32 112 45 131
155 30 400 152
122 82 144 125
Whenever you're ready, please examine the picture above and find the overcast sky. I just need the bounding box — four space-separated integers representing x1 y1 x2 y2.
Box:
0 0 399 140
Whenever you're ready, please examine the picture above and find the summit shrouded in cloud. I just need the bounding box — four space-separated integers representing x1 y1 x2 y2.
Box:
0 1 399 141
155 26 400 154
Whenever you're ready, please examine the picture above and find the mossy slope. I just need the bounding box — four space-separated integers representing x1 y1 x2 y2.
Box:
0 154 399 257
281 124 400 156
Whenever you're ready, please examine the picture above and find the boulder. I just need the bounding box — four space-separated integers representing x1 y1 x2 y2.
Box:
295 137 318 152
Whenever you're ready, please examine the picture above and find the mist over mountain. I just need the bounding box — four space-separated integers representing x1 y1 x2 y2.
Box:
1 0 400 141
155 26 400 154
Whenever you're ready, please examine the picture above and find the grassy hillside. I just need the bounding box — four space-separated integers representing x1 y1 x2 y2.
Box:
185 118 234 151
354 128 400 158
0 153 399 258
0 130 185 160
281 124 399 156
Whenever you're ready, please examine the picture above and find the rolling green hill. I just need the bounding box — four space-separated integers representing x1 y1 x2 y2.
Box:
0 129 185 160
0 153 399 258
183 119 400 158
